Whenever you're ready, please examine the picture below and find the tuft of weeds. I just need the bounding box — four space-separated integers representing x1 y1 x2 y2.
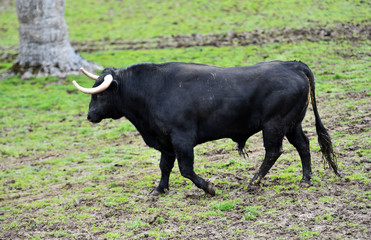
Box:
210 201 236 211
242 206 262 220
127 220 148 229
300 230 320 239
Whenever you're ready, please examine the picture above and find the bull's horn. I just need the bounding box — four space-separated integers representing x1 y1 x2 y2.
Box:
80 67 99 80
73 74 113 94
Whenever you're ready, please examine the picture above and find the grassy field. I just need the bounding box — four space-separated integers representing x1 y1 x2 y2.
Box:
0 0 370 46
0 0 370 239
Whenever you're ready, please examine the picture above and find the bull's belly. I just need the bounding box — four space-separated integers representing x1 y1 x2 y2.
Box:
196 121 261 145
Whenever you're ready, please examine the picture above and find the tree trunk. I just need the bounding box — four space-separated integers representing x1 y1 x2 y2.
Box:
9 0 101 79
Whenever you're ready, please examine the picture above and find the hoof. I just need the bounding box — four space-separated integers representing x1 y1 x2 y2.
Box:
150 188 168 196
207 182 216 196
335 171 343 178
247 184 260 192
299 180 312 188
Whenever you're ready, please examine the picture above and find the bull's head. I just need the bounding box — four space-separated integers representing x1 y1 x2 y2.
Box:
73 68 121 123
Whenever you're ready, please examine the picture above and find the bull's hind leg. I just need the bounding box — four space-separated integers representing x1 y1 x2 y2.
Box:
151 151 176 196
286 124 312 187
249 125 284 189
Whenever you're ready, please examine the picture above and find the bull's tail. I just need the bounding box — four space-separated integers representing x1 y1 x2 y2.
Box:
302 63 340 177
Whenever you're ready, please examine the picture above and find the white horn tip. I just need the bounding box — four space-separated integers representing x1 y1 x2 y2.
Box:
80 67 99 80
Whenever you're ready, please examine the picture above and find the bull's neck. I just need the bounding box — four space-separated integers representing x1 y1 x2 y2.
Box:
118 68 154 130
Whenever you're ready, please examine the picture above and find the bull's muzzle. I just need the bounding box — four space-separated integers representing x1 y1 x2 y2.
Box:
87 112 101 123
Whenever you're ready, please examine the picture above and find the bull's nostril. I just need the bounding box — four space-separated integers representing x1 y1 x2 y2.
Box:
87 115 91 121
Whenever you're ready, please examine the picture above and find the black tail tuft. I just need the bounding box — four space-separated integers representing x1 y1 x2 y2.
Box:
316 121 340 177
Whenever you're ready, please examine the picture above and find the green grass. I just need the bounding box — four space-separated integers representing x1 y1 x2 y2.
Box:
0 0 370 46
242 206 261 220
1 38 370 236
211 200 236 211
1 0 370 239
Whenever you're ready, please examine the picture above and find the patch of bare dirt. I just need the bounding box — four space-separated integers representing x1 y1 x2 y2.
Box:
71 21 370 53
0 21 369 64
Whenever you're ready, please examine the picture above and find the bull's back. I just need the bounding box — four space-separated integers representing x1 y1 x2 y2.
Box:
153 61 310 143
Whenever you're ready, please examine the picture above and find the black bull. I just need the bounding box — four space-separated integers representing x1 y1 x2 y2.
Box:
73 61 340 196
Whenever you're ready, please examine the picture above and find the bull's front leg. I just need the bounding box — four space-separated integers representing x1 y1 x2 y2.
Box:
172 137 215 196
151 151 175 196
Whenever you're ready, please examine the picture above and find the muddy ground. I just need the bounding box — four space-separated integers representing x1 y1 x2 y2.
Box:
2 95 370 239
72 21 371 52
0 21 370 61
1 22 370 239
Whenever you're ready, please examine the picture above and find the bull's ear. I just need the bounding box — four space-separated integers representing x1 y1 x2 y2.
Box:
111 79 119 92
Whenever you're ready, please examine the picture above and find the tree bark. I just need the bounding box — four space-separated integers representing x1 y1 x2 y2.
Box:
9 0 101 79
